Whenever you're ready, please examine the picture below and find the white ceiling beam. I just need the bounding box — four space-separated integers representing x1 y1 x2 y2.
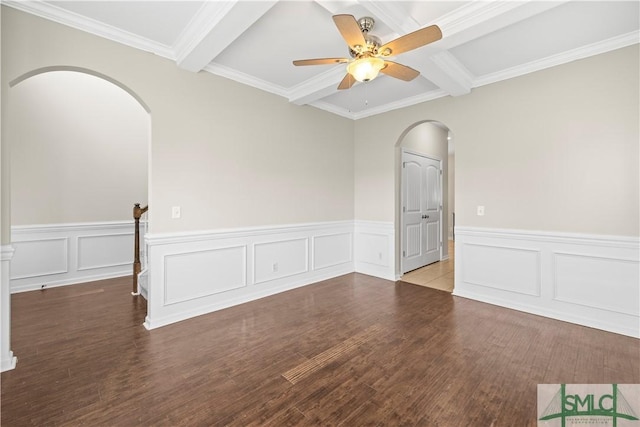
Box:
436 1 569 49
175 1 277 73
288 67 347 105
356 0 419 35
356 0 568 98
313 0 359 16
358 0 472 96
289 0 569 106
419 52 473 96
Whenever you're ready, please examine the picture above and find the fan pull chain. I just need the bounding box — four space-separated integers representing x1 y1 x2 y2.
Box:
365 81 369 107
348 75 353 113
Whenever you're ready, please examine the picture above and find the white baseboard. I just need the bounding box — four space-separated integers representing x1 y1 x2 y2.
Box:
1 351 17 372
10 221 134 293
454 227 640 338
144 221 356 329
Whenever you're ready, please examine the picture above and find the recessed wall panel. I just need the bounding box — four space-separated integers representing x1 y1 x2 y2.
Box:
164 246 247 305
554 253 639 316
355 232 389 267
462 243 541 296
77 233 133 270
313 233 352 270
11 238 68 279
254 238 308 284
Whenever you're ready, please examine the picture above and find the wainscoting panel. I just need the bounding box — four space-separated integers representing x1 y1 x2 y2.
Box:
164 246 247 305
462 243 541 297
313 233 352 270
77 233 133 271
144 221 355 329
11 238 68 280
454 227 640 338
254 238 308 284
11 222 134 292
553 252 639 316
354 221 395 281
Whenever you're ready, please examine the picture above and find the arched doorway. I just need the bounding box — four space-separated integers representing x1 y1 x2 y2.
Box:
2 67 151 370
394 120 455 291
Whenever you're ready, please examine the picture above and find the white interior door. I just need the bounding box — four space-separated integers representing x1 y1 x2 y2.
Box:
401 151 442 273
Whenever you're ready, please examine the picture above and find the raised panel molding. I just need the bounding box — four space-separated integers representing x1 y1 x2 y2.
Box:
455 227 640 338
77 233 133 271
254 238 309 284
11 222 134 293
553 252 639 317
312 233 352 270
462 243 541 297
11 238 69 280
164 246 247 305
354 221 395 281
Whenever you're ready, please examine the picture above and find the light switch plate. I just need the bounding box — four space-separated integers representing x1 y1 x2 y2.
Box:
477 206 485 216
171 206 181 219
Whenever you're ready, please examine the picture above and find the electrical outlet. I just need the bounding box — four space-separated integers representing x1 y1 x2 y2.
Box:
272 263 279 273
171 206 181 219
477 206 485 216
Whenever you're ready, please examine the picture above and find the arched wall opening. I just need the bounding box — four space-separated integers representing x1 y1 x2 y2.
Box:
7 67 150 290
394 120 455 284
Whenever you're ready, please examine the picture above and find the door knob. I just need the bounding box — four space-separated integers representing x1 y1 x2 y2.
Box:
422 215 429 219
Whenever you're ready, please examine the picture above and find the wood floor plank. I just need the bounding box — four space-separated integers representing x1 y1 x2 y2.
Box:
2 274 638 426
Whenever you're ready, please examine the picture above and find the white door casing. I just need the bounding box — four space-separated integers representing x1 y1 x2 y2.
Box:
401 151 442 273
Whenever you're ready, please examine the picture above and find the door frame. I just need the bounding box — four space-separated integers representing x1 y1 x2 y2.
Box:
400 148 443 275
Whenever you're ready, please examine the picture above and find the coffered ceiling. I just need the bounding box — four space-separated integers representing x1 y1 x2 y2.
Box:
5 1 639 119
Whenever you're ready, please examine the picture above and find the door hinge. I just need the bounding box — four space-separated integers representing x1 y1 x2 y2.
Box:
440 169 443 176
440 205 443 211
402 162 406 168
402 250 406 257
402 206 406 212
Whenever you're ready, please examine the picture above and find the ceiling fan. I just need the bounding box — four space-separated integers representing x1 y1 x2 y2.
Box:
293 14 442 90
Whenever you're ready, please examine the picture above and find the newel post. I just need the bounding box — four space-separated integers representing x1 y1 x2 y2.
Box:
133 203 142 295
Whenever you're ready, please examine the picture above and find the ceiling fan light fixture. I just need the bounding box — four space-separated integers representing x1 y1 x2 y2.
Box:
347 57 385 82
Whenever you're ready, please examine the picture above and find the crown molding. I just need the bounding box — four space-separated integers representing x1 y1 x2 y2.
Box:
202 63 289 98
352 89 449 120
473 30 640 88
3 0 175 59
287 67 345 105
306 101 356 120
311 87 449 120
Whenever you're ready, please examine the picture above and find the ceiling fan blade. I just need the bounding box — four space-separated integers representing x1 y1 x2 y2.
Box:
381 61 420 81
379 25 442 57
293 58 349 66
333 14 366 49
337 73 356 90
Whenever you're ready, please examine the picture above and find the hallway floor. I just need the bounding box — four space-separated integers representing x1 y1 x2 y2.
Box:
400 240 454 292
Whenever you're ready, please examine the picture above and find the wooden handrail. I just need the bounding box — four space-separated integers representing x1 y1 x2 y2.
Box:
133 203 148 295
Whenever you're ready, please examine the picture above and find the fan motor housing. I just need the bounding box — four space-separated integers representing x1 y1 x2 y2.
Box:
349 33 381 58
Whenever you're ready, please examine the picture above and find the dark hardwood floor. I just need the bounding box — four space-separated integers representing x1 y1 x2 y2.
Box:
2 274 638 426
